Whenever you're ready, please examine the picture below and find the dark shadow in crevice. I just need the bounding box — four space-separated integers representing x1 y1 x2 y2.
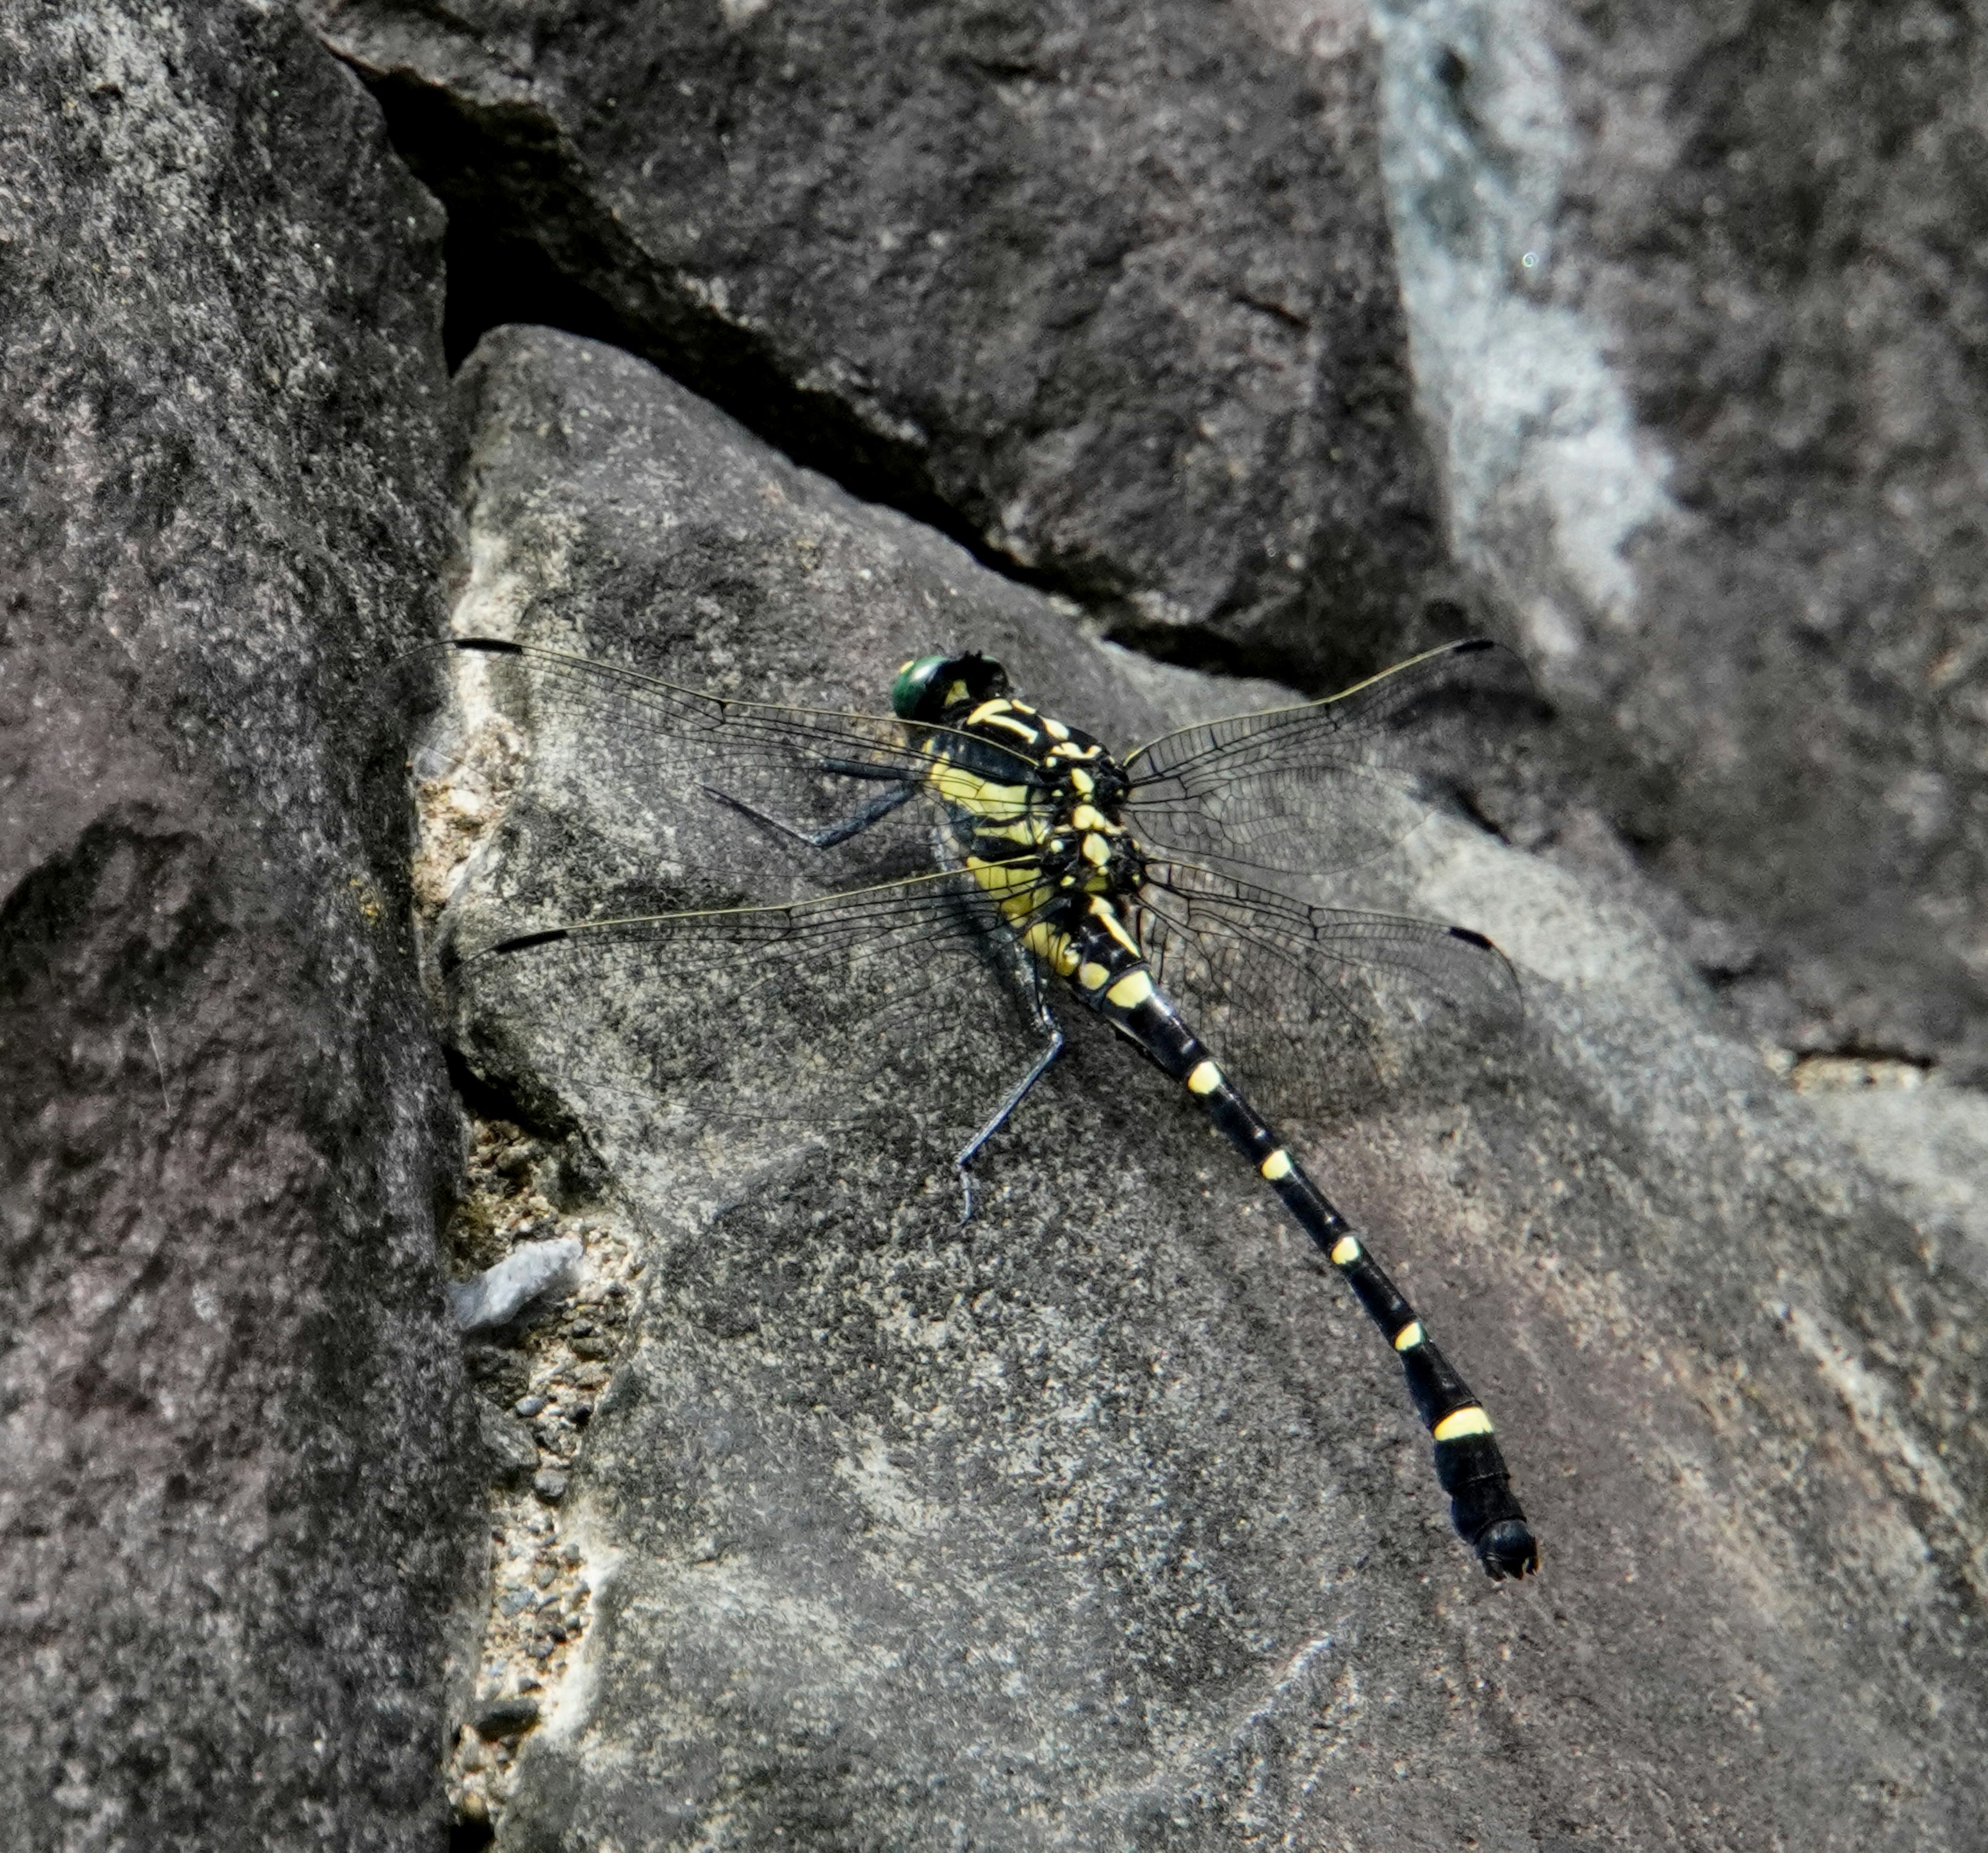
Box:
442 1042 583 1150
440 219 626 377
1102 608 1395 690
1102 588 1522 696
1099 611 1307 685
359 68 1100 609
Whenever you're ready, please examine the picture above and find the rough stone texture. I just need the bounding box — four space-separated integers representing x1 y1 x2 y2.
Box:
300 0 1453 680
310 0 1988 1105
0 5 482 1847
1804 1075 1988 1292
1367 0 1988 1071
427 328 1988 1849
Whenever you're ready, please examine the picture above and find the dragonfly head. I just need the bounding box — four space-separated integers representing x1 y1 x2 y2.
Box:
891 651 1011 723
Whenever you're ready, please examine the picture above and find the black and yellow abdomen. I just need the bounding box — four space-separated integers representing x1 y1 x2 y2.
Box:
889 646 1537 1580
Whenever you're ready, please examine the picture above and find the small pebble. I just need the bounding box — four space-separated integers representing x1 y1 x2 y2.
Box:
514 1394 547 1418
533 1468 569 1503
448 1238 583 1333
472 1695 541 1741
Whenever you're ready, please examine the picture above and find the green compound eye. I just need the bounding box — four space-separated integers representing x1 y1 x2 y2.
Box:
891 651 1010 720
891 654 955 719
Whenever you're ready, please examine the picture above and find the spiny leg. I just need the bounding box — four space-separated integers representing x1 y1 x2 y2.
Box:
700 767 1064 1218
953 938 1064 1224
699 770 919 850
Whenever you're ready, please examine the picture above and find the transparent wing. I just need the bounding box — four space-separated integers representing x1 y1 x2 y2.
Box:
1120 639 1537 880
1130 860 1522 1125
445 870 1059 1180
409 637 1037 898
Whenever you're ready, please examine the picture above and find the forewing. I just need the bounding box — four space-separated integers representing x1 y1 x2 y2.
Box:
1120 640 1537 880
411 638 1059 1187
1131 861 1521 1125
421 637 1032 899
447 871 1058 1181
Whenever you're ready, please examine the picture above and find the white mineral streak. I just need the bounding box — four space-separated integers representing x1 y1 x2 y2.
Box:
449 1237 584 1332
1367 0 1684 658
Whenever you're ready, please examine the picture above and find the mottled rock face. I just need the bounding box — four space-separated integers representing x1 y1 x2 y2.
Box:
16 0 1988 1842
300 0 1452 681
308 0 1988 1086
1368 0 1988 1071
423 328 1988 1852
0 5 480 1848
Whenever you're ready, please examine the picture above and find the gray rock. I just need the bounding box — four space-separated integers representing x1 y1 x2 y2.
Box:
319 0 1988 1078
433 329 1988 1850
450 1236 584 1332
302 0 1450 677
0 5 480 1847
1368 0 1988 1068
1803 1079 1988 1289
477 1398 543 1487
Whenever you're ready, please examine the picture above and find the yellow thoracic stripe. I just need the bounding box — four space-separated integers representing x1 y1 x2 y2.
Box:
977 711 1042 743
1022 922 1079 975
929 758 1032 817
1087 898 1141 955
961 854 1054 924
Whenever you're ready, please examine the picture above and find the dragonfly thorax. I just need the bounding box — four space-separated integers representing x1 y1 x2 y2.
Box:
920 696 1142 880
912 690 1151 983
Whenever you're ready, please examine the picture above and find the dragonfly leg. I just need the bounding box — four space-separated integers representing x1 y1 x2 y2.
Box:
699 773 918 850
950 938 1065 1220
952 1017 1064 1224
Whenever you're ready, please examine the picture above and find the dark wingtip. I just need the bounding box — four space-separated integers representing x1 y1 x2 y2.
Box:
489 928 572 955
1447 925 1496 950
1475 1518 1540 1581
1453 636 1497 655
441 926 573 977
451 636 524 656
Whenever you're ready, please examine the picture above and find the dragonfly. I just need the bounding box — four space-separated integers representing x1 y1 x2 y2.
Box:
428 633 1541 1581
